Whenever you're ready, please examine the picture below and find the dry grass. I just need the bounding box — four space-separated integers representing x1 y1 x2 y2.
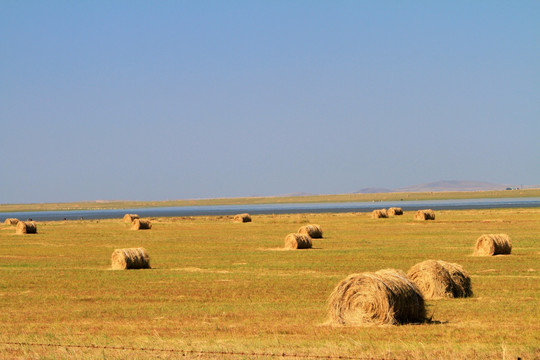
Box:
111 247 151 270
327 268 426 326
123 214 139 223
297 224 323 238
371 209 388 218
4 218 19 225
233 213 252 223
0 208 539 359
283 233 312 249
15 221 37 234
407 260 472 299
131 218 152 230
415 209 436 220
473 234 512 256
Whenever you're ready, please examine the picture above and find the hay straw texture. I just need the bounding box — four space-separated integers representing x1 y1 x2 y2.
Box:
473 234 512 256
371 209 388 218
111 248 151 270
387 207 403 216
123 214 139 223
284 233 313 249
131 219 152 230
414 209 435 220
298 224 323 238
233 213 252 223
4 218 19 225
407 260 473 300
327 269 426 326
15 221 37 234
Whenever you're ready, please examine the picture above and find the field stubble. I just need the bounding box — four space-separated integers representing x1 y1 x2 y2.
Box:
0 209 539 359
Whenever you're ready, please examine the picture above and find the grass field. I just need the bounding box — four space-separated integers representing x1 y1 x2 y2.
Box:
0 208 539 359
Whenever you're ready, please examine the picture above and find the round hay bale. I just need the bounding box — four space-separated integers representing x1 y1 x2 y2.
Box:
442 261 473 298
4 218 19 225
111 247 151 270
473 234 512 256
15 221 37 234
233 213 252 223
123 214 139 223
407 260 472 299
371 209 388 219
298 224 323 238
387 207 403 216
414 209 435 220
131 219 152 230
284 233 312 249
327 269 426 326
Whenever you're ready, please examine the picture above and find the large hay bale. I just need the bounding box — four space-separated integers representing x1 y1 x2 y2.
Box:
407 260 473 299
123 214 139 223
15 221 37 234
387 207 403 216
327 269 426 326
4 218 19 225
284 233 312 249
473 234 512 256
131 218 152 230
233 213 252 223
111 247 151 270
442 261 473 297
371 209 388 218
414 209 435 220
298 224 323 238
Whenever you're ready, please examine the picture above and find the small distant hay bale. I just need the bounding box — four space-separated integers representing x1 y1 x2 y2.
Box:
371 209 388 218
387 207 403 216
327 269 426 326
407 260 473 300
4 218 19 225
298 224 323 238
473 234 512 256
284 233 312 249
233 213 252 223
123 214 139 223
414 209 435 220
131 219 152 230
111 247 151 270
15 221 37 234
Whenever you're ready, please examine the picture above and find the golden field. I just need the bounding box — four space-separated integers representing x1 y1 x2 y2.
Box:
0 207 539 359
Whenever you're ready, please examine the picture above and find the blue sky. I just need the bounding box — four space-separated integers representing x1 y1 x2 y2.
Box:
1 1 539 203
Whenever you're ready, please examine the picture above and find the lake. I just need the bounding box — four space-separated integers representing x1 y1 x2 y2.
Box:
2 197 540 222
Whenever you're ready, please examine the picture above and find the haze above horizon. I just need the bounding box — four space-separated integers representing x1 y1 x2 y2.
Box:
1 2 539 204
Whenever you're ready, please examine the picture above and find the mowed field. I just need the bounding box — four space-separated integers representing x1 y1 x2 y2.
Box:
0 208 539 359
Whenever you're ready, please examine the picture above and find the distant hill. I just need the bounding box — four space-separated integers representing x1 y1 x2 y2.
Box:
354 187 393 194
355 180 515 194
396 180 510 192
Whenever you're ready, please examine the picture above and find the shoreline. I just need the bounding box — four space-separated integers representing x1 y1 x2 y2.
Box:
1 188 539 214
2 196 540 221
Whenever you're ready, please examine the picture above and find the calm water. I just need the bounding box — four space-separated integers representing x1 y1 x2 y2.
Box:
2 197 540 222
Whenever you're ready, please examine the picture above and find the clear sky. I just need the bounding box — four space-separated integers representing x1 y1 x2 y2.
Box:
1 1 539 204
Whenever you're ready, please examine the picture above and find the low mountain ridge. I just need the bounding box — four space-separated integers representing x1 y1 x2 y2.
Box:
356 180 515 194
397 180 510 192
354 187 393 194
